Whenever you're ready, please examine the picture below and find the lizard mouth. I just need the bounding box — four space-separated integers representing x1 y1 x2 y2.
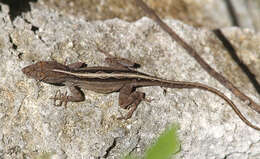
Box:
22 64 36 78
22 66 30 75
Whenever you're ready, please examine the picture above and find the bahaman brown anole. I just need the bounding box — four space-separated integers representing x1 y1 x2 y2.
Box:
22 49 260 131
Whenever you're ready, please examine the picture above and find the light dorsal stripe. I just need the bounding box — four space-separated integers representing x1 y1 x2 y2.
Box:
52 69 160 81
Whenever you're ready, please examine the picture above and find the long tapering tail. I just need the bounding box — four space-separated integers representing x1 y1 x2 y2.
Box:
135 79 260 131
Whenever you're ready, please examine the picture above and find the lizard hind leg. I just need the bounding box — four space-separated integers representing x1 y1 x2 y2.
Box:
117 84 145 120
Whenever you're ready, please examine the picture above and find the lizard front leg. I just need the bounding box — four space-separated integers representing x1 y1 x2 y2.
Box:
67 62 87 69
51 84 85 107
97 48 140 69
117 84 145 119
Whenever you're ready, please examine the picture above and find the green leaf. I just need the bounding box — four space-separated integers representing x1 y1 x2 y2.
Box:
144 124 180 159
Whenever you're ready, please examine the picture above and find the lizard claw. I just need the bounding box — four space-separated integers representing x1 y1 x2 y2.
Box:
50 90 69 107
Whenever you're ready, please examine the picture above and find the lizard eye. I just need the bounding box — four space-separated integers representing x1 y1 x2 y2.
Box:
34 72 45 81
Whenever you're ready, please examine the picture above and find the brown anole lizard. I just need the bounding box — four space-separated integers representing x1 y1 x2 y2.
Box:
22 49 260 130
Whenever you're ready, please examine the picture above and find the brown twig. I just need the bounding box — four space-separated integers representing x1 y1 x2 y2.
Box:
213 29 260 95
224 0 240 26
135 0 260 114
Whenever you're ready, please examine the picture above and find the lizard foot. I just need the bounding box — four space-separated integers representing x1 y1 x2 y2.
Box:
50 90 69 107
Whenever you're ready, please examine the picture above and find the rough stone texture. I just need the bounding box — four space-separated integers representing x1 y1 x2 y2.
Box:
1 1 260 159
42 0 260 31
229 0 260 32
43 0 232 29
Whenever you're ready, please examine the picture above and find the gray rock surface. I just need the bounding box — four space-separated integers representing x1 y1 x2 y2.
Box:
229 0 260 31
42 0 260 31
0 2 260 159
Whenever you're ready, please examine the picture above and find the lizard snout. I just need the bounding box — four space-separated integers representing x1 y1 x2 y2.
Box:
22 65 31 75
22 64 37 78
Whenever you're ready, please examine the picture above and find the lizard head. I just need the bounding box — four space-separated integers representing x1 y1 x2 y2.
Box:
22 61 65 80
22 61 50 81
22 61 70 84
